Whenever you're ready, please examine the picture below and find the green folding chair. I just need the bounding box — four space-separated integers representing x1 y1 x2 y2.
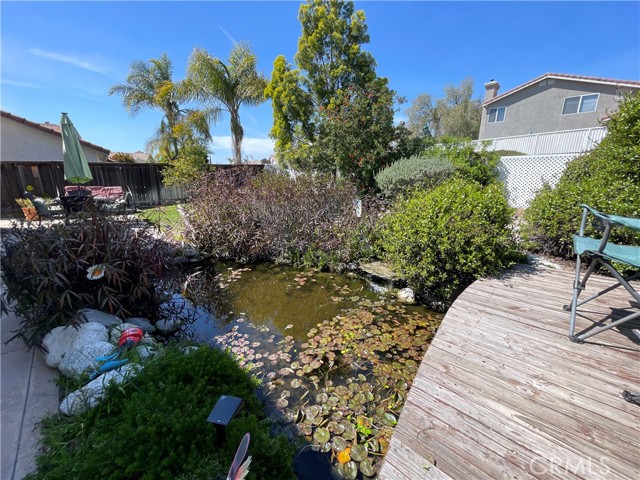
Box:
565 205 640 342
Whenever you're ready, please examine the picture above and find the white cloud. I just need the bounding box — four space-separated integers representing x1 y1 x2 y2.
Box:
211 135 274 160
29 48 110 75
2 79 42 89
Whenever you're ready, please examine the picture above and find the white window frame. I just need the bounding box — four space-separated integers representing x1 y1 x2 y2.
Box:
488 106 506 123
561 93 599 115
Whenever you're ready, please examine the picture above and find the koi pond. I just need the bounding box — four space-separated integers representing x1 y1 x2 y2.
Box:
173 263 443 479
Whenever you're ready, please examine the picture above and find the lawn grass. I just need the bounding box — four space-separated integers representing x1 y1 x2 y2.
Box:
136 204 182 231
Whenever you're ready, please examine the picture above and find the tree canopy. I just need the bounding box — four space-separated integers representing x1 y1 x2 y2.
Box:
265 0 416 190
406 78 482 140
109 54 211 162
185 43 268 164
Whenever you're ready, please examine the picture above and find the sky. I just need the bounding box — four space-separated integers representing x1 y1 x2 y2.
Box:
2 1 639 163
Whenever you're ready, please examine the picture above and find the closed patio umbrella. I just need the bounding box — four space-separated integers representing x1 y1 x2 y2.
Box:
61 112 93 186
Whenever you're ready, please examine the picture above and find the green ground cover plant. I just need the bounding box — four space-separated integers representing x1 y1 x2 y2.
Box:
1 210 177 347
374 155 455 199
379 178 521 306
522 94 640 258
28 346 296 480
182 168 377 269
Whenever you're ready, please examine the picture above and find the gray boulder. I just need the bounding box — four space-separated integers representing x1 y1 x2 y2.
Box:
397 287 416 305
59 364 142 416
125 317 156 333
58 342 115 380
136 345 157 360
155 318 182 335
42 322 109 368
74 309 122 328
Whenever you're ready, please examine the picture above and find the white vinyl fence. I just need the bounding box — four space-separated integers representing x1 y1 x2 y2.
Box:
498 154 580 209
475 127 607 155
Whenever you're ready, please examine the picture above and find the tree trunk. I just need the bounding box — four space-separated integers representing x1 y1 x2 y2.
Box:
230 113 243 164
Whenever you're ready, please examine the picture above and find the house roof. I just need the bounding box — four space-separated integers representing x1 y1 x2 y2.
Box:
1 110 111 154
483 73 640 106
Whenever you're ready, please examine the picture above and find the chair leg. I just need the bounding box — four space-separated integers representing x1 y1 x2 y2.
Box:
568 254 582 339
573 310 640 342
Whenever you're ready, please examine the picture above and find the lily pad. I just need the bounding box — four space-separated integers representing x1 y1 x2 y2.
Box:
313 427 330 444
381 412 397 426
331 435 347 452
290 378 303 388
360 457 377 477
316 392 328 404
340 461 358 480
327 421 345 434
350 444 367 462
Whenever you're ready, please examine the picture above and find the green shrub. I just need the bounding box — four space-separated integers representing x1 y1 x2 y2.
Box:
1 210 177 347
422 136 500 186
182 168 377 268
522 93 640 258
374 155 454 198
379 178 520 305
29 346 296 480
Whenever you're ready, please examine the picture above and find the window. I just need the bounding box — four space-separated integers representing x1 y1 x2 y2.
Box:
488 106 506 123
562 94 599 115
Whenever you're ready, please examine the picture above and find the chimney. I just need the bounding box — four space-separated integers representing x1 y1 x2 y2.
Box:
484 79 500 101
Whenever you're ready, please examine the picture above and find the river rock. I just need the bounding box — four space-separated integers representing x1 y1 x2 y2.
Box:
358 261 404 288
136 345 157 360
74 309 122 328
397 287 416 304
125 317 156 333
59 364 142 416
155 318 182 335
58 341 115 380
42 322 109 368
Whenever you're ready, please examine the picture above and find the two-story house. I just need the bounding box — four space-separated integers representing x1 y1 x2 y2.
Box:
478 73 640 154
476 73 639 209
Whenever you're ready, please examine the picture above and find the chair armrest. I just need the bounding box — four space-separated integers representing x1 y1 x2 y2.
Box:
579 204 640 232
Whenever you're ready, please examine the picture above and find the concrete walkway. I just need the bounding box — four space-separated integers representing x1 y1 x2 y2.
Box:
1 312 58 479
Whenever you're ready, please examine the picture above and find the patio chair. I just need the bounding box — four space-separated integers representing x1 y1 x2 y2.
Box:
565 205 640 342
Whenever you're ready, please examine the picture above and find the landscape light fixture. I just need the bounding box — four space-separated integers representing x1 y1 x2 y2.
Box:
207 395 244 446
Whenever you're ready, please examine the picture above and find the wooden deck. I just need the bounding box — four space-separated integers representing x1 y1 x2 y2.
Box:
379 265 640 480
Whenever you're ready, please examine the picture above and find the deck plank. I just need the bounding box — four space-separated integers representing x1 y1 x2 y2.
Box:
379 265 640 480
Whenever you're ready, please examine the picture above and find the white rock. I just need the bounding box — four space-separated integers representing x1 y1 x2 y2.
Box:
397 287 416 304
125 317 156 333
181 346 199 355
155 318 182 335
136 345 157 360
74 309 122 328
42 322 109 368
59 364 142 416
58 342 115 380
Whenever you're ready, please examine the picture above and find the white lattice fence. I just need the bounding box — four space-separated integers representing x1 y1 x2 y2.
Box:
498 154 580 209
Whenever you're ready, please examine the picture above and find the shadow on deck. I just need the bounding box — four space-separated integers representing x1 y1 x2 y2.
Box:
379 264 639 479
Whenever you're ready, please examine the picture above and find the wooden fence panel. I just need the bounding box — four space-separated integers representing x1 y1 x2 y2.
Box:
1 162 264 214
1 161 187 213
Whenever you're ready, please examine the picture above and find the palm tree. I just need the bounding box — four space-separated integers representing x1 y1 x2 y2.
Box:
109 54 213 162
185 43 268 164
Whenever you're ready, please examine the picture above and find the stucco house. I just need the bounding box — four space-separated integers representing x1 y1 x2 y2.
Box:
1 110 110 163
478 73 640 150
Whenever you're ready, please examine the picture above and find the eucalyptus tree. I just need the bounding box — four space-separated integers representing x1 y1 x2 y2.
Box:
109 54 212 162
406 78 482 139
185 43 268 164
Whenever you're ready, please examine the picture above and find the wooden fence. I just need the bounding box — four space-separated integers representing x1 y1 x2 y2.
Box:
1 161 263 214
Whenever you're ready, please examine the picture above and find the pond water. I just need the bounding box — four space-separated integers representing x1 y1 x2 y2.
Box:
171 263 443 479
